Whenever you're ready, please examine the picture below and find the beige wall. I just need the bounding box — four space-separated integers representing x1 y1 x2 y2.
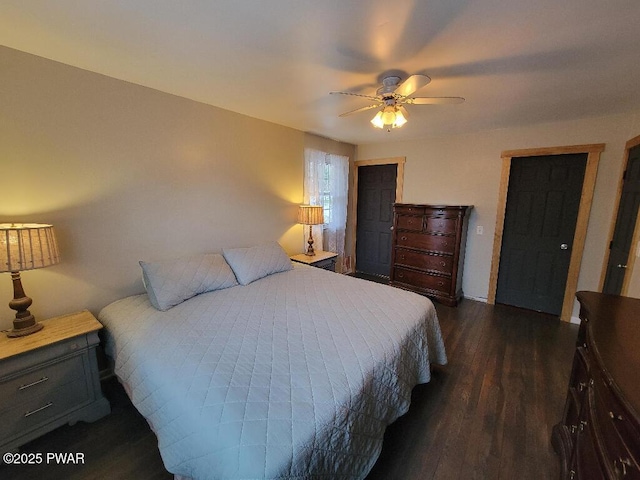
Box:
358 112 640 317
0 47 351 330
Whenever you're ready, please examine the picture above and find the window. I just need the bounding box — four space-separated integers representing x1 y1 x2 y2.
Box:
303 148 349 267
321 162 332 225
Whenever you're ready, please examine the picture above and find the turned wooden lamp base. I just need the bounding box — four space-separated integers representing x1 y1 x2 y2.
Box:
305 225 316 256
6 271 44 338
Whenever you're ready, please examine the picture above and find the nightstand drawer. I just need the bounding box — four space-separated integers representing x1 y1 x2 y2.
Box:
0 355 86 408
0 335 89 378
0 377 90 440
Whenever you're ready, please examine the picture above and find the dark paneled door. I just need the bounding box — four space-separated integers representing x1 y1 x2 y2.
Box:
496 154 587 315
356 164 397 277
603 145 640 294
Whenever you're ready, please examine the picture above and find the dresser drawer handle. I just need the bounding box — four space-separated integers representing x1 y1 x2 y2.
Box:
615 457 633 476
609 411 623 421
437 281 444 286
19 376 49 390
398 272 404 278
24 402 53 418
401 236 407 241
400 255 405 260
440 261 446 267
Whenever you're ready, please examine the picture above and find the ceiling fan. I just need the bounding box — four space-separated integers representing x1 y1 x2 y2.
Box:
330 74 464 131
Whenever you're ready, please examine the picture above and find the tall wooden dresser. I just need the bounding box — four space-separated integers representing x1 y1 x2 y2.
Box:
390 204 471 306
552 292 640 479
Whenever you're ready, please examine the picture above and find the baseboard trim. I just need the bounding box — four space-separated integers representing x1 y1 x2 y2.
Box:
464 295 488 303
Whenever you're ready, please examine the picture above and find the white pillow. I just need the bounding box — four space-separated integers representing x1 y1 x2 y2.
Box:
140 253 238 311
222 242 292 285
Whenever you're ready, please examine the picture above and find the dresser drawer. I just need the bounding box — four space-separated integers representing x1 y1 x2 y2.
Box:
0 377 90 440
589 387 639 478
574 411 608 480
592 371 640 461
0 355 86 408
424 207 450 217
396 232 455 254
394 267 451 294
425 217 458 235
396 215 423 232
395 249 452 274
395 205 426 215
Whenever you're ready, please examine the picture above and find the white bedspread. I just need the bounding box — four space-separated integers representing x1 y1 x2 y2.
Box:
99 264 447 480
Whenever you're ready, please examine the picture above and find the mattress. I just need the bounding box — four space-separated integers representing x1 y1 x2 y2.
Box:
99 263 447 479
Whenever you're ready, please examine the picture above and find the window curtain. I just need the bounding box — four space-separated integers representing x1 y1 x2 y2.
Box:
303 148 349 272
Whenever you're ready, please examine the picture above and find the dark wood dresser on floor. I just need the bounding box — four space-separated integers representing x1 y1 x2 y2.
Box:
552 292 640 479
390 204 471 306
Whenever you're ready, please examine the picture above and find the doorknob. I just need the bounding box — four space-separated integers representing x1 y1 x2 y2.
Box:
617 264 628 269
560 244 568 250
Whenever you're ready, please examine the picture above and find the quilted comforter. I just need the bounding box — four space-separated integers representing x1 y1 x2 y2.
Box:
99 264 447 480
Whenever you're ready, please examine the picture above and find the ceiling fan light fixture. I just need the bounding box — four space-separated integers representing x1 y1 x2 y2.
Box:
371 105 407 130
394 108 408 127
381 105 396 125
370 110 385 129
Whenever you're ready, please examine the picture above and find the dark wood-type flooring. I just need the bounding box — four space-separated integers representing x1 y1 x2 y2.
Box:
1 298 578 479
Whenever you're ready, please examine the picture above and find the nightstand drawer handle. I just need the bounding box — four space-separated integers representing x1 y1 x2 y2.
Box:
24 402 53 417
19 376 49 390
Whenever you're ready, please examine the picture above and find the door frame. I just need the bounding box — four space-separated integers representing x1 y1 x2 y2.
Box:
599 134 640 294
487 144 604 322
349 157 405 273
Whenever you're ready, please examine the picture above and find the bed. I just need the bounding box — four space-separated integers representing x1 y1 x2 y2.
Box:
99 243 447 480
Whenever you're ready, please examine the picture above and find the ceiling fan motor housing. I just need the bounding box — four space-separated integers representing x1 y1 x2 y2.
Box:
377 76 402 98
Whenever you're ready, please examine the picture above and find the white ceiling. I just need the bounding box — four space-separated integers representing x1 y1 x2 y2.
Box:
2 0 640 145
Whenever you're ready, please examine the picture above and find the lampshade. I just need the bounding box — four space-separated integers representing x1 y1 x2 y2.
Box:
0 223 60 273
297 205 324 225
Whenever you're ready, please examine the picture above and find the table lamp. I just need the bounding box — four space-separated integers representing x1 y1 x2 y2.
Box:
0 223 60 337
297 205 324 256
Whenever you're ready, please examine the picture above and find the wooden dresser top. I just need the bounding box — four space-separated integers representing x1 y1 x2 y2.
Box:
576 291 640 415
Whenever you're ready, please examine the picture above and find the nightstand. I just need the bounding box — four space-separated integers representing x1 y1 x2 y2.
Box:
290 251 338 272
0 310 110 452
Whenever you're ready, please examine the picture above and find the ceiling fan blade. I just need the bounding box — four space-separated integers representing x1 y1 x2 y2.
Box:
406 96 465 105
339 104 382 117
394 74 431 98
330 91 380 101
